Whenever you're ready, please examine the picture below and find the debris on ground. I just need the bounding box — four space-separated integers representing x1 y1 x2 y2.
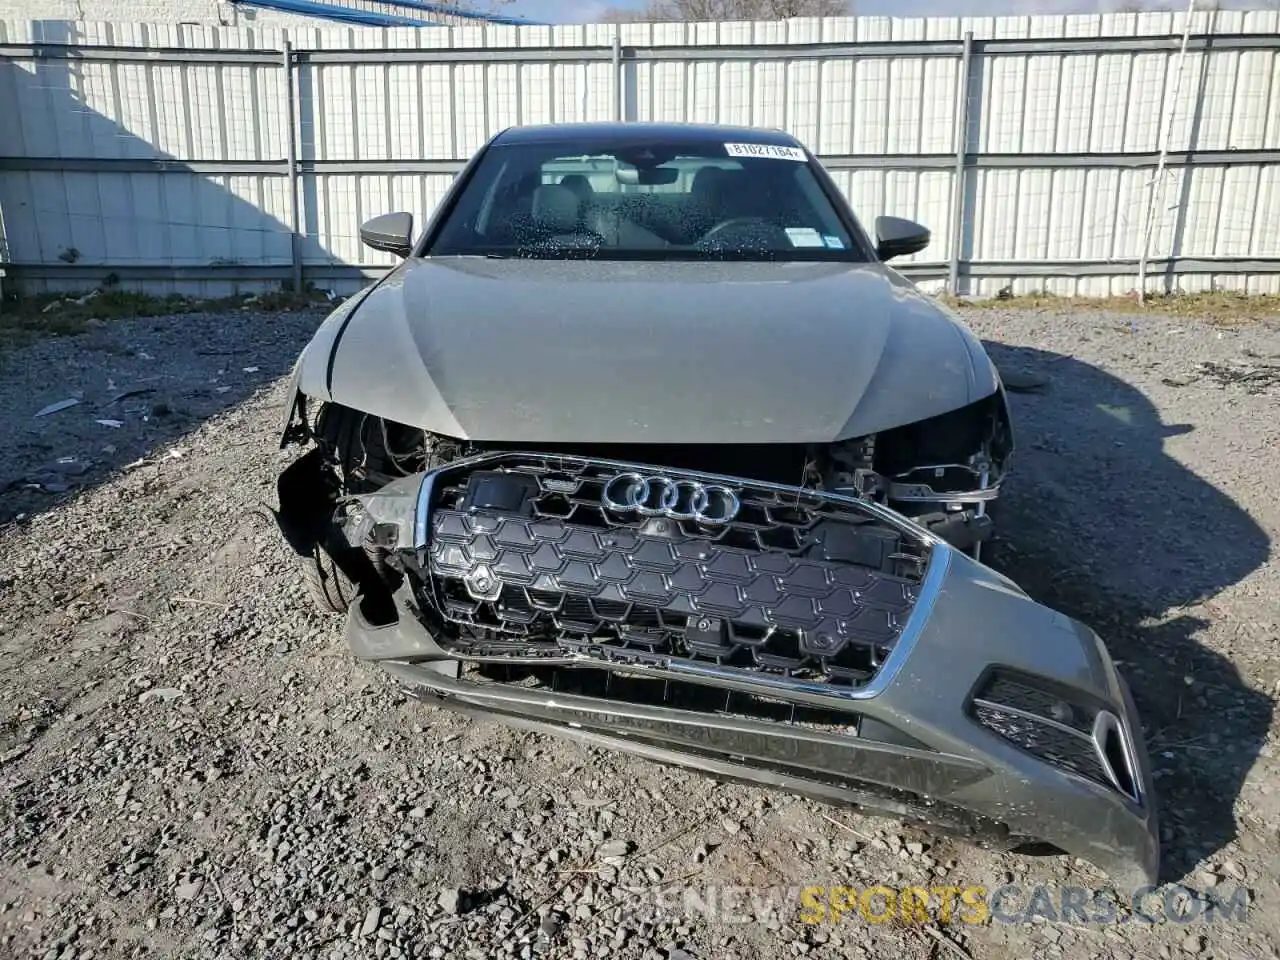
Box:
997 369 1050 393
0 305 1277 960
1196 357 1280 394
33 397 80 417
107 387 157 404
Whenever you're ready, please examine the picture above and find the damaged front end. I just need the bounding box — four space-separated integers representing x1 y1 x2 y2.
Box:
824 391 1013 558
287 446 1158 888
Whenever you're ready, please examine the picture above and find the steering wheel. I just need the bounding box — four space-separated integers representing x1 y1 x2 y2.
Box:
701 217 769 241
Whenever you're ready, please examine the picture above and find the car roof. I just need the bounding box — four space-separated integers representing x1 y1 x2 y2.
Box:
490 121 804 148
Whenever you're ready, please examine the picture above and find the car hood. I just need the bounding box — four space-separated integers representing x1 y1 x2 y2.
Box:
305 257 999 444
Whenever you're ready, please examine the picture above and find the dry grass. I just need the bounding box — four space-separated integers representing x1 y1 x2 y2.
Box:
0 288 330 355
939 290 1280 324
4 285 1277 364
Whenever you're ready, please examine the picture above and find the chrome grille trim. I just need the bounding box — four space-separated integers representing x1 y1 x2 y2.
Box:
409 451 952 703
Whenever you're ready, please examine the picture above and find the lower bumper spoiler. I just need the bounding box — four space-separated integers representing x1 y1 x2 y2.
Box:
343 574 1160 891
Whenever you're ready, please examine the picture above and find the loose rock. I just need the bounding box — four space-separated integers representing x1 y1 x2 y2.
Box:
0 303 1276 960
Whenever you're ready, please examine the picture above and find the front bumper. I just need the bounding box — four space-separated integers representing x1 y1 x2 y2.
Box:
319 452 1159 887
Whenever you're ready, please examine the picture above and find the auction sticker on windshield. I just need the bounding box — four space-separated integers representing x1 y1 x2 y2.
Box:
785 227 826 248
724 143 807 161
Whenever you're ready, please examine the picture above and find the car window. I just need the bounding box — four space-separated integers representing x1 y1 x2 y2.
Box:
429 139 865 261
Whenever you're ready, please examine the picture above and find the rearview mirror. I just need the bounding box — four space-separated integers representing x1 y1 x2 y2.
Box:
875 216 930 261
615 165 680 186
360 212 414 257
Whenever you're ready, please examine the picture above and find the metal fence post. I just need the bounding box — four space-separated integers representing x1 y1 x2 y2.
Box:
282 38 302 293
947 31 973 296
612 34 623 122
0 202 8 309
1137 0 1197 304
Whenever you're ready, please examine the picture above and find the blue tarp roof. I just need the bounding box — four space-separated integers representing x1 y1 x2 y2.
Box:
231 0 539 27
373 0 537 24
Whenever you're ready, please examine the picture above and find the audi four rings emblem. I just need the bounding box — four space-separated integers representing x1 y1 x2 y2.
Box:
601 472 741 525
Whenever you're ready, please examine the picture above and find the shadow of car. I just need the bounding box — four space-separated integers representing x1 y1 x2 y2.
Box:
979 339 1272 882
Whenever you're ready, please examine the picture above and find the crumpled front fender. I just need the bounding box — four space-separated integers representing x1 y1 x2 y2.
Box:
279 284 385 448
278 353 307 448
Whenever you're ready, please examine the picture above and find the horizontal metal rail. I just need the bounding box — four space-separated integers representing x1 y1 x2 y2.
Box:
7 257 1280 284
897 257 1280 278
5 149 1277 176
296 46 615 64
977 34 1280 55
623 41 964 61
0 157 466 174
4 32 1280 68
626 34 1280 61
0 43 281 65
820 150 1280 171
0 157 292 174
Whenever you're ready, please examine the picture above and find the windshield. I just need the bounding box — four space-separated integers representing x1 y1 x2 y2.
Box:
428 138 865 261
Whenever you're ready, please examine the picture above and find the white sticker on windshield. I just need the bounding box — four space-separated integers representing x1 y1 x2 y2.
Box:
823 235 845 250
785 227 826 248
724 142 807 162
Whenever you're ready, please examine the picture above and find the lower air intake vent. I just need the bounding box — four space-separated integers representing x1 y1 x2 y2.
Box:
971 671 1141 804
971 702 1111 784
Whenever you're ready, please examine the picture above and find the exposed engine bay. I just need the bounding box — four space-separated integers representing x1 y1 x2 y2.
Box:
287 388 1012 565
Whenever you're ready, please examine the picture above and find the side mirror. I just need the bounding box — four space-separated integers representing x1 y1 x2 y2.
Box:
875 216 930 261
360 212 414 257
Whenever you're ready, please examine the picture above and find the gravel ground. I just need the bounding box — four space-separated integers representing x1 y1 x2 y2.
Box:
1 304 1278 960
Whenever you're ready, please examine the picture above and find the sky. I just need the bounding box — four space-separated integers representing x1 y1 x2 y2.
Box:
496 1 1251 22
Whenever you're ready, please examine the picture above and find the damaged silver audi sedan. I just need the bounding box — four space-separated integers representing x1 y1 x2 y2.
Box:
275 122 1158 886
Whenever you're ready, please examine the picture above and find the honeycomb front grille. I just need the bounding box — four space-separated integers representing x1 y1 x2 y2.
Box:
415 453 932 689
